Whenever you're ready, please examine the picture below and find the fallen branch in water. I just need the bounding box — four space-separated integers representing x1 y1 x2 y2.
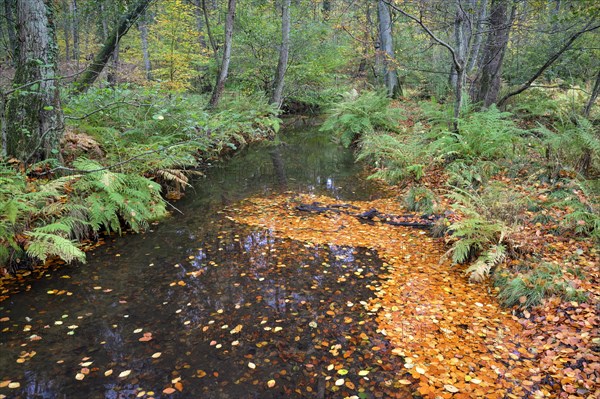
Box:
296 202 441 229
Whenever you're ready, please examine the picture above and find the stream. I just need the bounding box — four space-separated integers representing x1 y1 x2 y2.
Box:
0 123 409 399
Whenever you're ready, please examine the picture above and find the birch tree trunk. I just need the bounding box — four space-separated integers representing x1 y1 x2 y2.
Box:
452 3 467 128
377 0 401 98
270 0 291 107
208 0 236 109
5 0 63 164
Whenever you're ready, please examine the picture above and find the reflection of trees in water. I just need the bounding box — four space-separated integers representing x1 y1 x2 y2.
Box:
269 145 287 189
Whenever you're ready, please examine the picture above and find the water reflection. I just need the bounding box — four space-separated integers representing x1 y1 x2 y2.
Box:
0 126 409 399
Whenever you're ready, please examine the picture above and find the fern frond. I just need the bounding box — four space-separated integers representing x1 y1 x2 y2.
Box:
26 232 86 263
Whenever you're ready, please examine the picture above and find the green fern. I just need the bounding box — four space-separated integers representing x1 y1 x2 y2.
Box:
538 115 600 176
403 186 436 214
320 91 403 148
356 133 424 183
26 232 86 263
71 158 168 234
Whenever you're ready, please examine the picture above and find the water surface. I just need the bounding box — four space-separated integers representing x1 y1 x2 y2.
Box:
0 125 409 399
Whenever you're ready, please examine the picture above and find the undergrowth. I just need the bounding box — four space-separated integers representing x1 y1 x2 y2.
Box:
320 90 403 148
1 85 281 272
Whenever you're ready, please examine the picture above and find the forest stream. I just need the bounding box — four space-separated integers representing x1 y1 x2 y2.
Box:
0 123 413 399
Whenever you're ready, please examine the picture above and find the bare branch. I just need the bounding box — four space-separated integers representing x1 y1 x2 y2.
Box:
384 0 463 71
498 20 600 106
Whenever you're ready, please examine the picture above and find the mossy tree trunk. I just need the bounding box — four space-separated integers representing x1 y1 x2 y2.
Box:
73 0 153 93
4 0 63 164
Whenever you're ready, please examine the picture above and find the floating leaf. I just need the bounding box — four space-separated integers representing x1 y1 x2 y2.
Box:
118 370 131 378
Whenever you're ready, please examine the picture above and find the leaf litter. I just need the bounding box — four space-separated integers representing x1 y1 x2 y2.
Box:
228 192 599 398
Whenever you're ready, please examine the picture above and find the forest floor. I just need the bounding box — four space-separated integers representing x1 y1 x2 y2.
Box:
229 190 598 399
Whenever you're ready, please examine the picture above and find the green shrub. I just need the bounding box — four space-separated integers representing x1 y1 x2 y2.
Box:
0 163 86 269
356 133 424 183
496 263 588 308
403 186 436 214
445 183 527 282
426 105 527 165
320 90 403 148
537 116 600 177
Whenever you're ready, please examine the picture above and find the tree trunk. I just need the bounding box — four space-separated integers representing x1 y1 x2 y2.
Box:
466 0 488 75
71 0 79 68
73 0 153 94
138 10 152 80
5 0 63 164
4 0 17 63
270 0 291 107
472 0 514 107
201 0 218 59
208 0 236 109
377 0 401 98
62 0 71 61
583 69 599 118
452 2 467 130
192 0 207 49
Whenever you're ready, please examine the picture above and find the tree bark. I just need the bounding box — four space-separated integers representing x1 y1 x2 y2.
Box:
208 0 236 109
73 0 153 94
138 10 152 80
270 0 291 107
201 0 218 59
377 0 401 98
472 0 514 107
583 69 599 118
4 0 17 63
192 0 207 50
71 0 79 68
5 0 63 164
62 0 71 61
466 0 488 75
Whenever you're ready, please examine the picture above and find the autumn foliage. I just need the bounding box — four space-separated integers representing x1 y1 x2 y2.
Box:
230 193 599 398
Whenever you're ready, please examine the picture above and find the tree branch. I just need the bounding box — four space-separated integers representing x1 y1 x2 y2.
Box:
384 0 462 71
498 20 600 106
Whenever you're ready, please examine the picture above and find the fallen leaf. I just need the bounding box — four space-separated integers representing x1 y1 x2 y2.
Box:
118 370 131 378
